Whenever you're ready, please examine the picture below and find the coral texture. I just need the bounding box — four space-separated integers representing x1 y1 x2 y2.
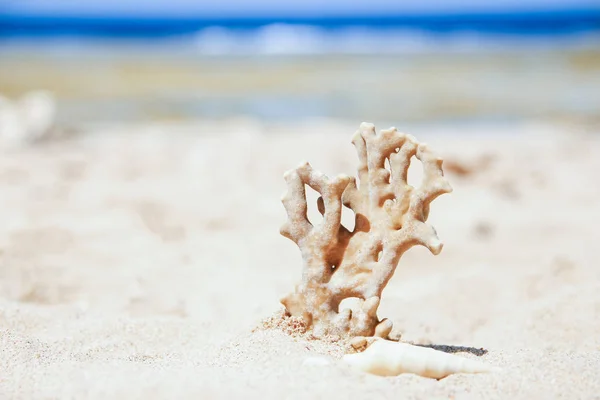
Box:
280 122 452 338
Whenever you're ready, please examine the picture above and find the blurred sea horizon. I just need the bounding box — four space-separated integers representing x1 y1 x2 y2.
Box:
1 4 599 128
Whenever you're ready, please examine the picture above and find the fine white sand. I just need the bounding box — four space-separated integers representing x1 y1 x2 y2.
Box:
0 120 599 399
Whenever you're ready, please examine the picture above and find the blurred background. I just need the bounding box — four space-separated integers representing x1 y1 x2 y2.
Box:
1 0 599 130
2 3 600 397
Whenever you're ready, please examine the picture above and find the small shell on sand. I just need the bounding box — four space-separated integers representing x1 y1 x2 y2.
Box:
344 339 499 379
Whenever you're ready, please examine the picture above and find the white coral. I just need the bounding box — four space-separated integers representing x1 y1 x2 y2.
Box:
280 122 452 338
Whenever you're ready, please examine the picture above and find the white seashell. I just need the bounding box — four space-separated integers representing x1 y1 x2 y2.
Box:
0 90 56 148
343 339 499 379
17 90 56 142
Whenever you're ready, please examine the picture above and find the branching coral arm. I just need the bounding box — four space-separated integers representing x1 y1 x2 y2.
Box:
281 162 350 248
409 144 453 222
280 166 312 245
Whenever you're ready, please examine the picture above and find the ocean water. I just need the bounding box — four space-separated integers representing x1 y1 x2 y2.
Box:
2 7 599 37
0 20 599 126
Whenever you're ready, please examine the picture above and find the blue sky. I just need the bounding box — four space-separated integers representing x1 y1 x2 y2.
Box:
3 0 599 17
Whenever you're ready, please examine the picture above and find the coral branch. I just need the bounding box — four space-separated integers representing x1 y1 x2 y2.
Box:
280 161 351 251
280 167 312 244
280 123 452 339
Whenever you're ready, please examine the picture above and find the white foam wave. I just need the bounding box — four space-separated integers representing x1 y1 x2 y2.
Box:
192 24 600 55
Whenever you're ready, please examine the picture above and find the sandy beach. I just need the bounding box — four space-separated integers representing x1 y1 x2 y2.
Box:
0 120 598 398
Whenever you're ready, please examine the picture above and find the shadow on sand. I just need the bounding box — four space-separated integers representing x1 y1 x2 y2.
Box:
413 343 488 357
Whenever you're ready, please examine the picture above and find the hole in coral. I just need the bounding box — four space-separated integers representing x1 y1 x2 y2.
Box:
384 158 392 184
406 156 424 189
304 185 323 226
338 297 362 314
340 205 355 232
374 241 383 261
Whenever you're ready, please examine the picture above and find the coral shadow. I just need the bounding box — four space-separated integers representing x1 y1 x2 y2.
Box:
413 343 488 357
